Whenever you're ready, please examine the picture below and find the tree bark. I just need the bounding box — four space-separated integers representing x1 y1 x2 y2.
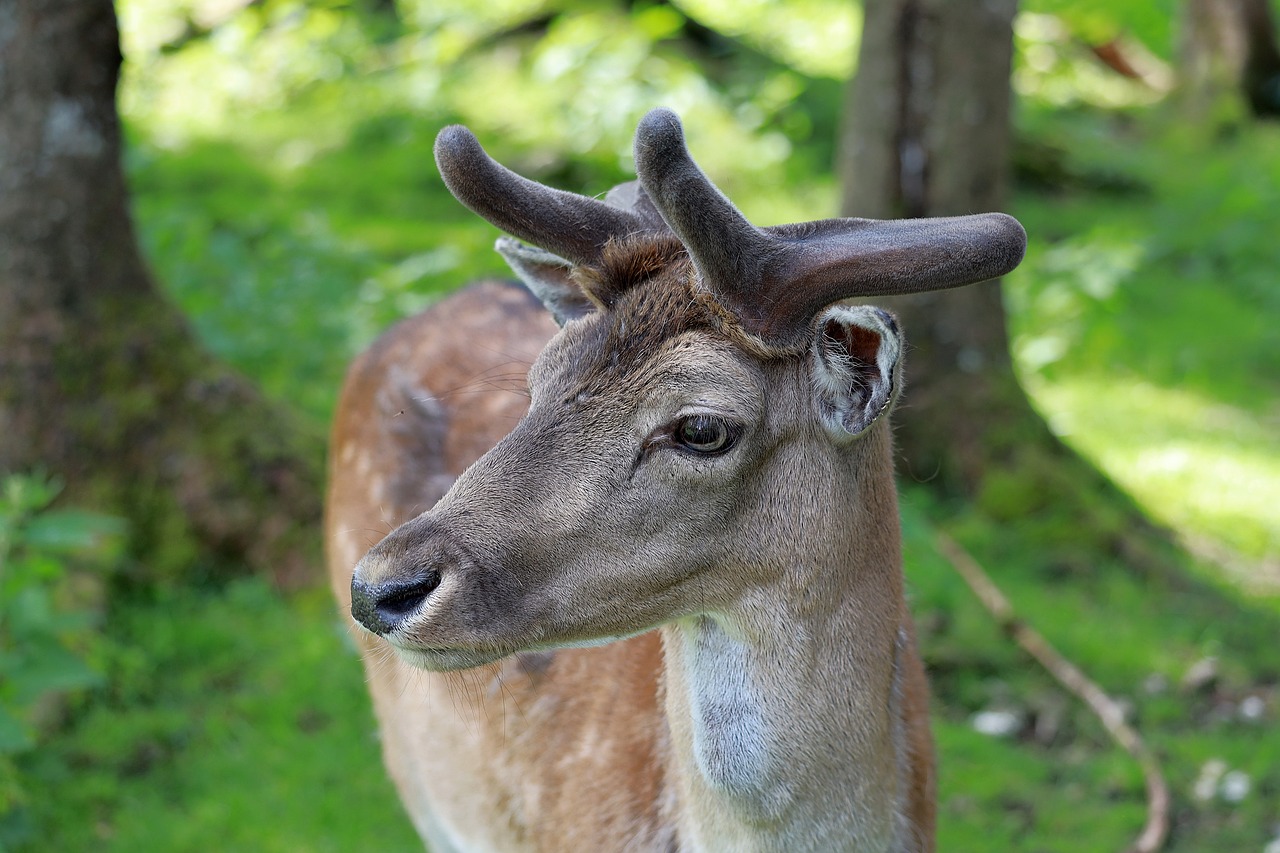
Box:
0 0 323 584
839 0 1044 495
1181 0 1280 118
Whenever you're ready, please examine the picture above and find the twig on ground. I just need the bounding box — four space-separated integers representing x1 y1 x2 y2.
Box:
934 531 1171 853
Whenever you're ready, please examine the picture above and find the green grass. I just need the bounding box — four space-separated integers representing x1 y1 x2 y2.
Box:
126 121 500 424
1030 377 1280 585
900 491 1280 852
20 580 418 852
1006 116 1280 581
20 502 1278 851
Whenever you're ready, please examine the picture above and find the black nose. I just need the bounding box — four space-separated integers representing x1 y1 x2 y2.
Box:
350 570 442 634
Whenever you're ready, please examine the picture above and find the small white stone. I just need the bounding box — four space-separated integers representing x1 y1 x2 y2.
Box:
1181 656 1219 692
1141 673 1169 695
1220 770 1250 803
1240 695 1265 721
1263 836 1280 853
971 709 1021 738
1193 759 1226 801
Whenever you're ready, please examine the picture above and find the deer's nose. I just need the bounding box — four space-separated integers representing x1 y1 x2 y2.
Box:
350 568 442 634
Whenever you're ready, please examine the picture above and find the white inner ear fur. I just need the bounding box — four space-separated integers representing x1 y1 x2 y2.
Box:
495 237 593 325
810 304 903 439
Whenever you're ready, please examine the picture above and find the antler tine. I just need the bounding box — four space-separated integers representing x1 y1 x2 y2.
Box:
632 108 775 295
752 214 1028 348
435 125 645 267
632 108 1026 350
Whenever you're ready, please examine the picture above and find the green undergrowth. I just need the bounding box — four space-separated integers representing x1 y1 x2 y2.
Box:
126 118 502 423
0 477 122 848
1007 110 1280 584
18 579 417 852
900 488 1280 851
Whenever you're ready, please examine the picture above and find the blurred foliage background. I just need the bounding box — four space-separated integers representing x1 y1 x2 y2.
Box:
5 0 1279 850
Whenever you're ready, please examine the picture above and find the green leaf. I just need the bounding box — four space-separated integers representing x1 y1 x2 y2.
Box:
0 476 59 517
2 588 55 636
7 646 101 704
1 553 62 591
21 511 124 555
0 708 32 754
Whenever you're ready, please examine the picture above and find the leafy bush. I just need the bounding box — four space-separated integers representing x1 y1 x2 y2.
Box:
0 476 122 846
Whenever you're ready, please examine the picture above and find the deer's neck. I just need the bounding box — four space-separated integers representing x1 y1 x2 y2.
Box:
659 432 914 852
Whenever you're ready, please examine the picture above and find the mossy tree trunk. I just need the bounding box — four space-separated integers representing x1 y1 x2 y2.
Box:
0 0 323 584
838 0 1173 575
839 0 1056 498
1181 0 1280 118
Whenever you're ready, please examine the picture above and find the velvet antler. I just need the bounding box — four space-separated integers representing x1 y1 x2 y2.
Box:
434 125 648 267
435 110 1026 349
632 108 1027 348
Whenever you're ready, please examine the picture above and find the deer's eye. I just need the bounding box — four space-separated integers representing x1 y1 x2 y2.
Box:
674 415 737 455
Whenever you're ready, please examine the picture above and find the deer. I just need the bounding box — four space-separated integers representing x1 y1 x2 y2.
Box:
325 108 1025 852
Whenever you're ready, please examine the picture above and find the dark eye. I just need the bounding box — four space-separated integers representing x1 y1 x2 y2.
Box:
674 415 737 455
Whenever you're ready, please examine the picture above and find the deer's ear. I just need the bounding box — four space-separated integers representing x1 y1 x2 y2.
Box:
810 305 902 439
496 237 595 326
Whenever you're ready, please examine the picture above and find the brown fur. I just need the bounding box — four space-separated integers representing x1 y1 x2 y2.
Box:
573 234 690 310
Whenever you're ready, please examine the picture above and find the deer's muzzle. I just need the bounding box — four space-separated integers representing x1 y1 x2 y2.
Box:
350 515 463 635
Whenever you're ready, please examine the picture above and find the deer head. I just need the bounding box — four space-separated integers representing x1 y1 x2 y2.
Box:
348 108 1025 671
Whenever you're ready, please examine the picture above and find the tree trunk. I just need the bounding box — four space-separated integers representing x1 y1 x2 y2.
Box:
0 0 323 585
839 0 1046 495
1181 0 1280 118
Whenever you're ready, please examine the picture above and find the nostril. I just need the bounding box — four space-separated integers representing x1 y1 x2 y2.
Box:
351 570 442 635
371 570 442 628
375 570 441 620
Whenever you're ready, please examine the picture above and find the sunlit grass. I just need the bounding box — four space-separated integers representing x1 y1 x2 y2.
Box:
671 0 859 79
1007 114 1280 595
1029 376 1280 589
21 581 418 852
899 489 1280 852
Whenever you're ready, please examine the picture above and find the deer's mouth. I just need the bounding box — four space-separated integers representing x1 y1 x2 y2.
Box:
389 642 510 672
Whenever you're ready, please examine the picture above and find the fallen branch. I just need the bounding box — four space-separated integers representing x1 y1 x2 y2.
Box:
934 531 1170 853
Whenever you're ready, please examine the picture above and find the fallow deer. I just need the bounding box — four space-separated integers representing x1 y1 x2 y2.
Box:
325 108 1025 852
